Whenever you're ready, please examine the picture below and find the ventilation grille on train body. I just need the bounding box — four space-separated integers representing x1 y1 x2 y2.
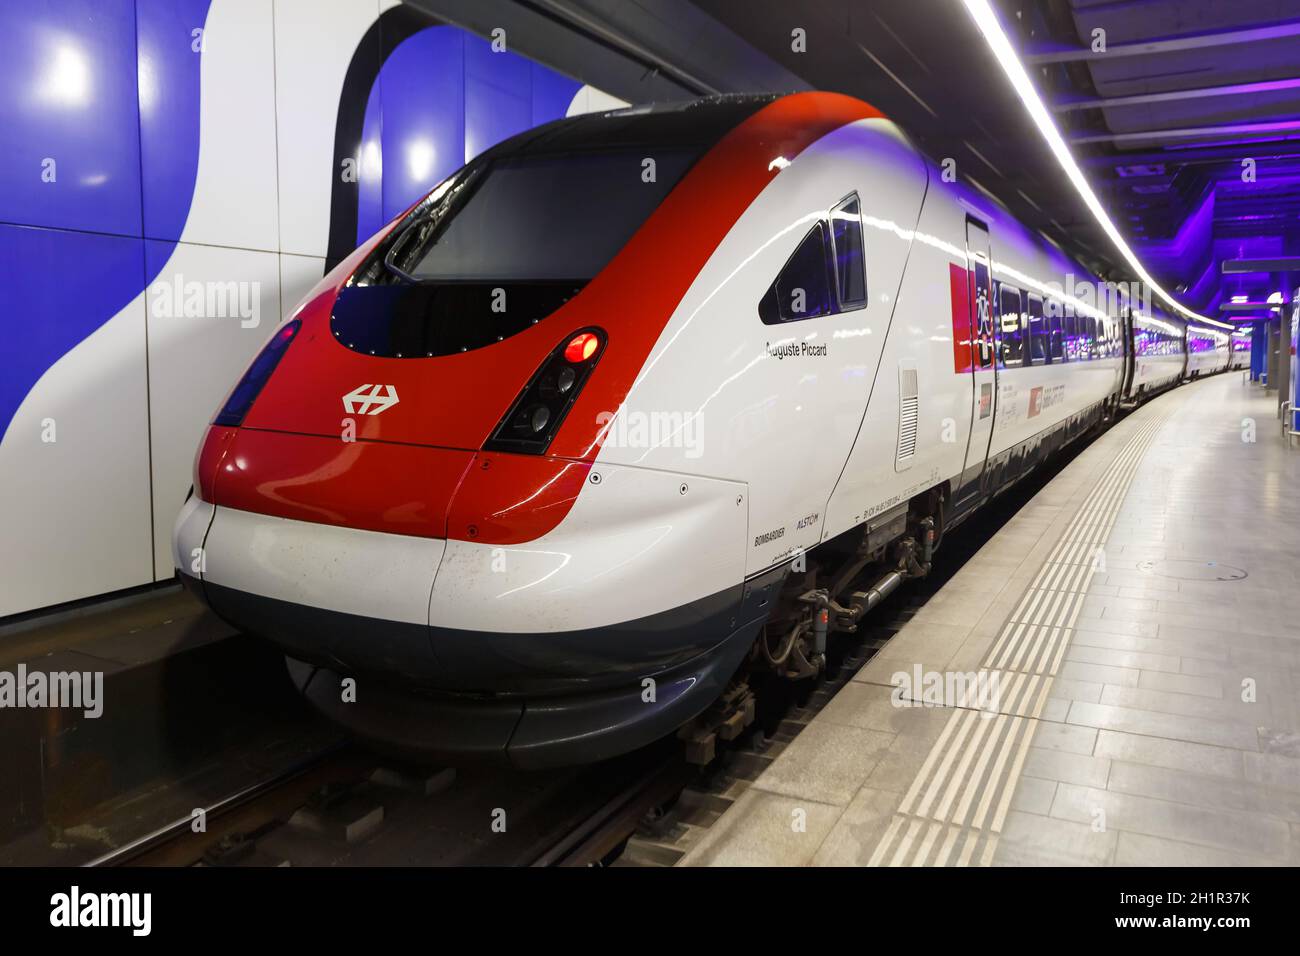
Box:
896 362 919 471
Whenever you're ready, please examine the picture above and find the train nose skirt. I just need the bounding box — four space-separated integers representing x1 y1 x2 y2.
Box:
284 621 758 770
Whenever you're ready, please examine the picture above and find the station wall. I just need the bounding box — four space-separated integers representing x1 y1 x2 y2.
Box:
0 0 625 617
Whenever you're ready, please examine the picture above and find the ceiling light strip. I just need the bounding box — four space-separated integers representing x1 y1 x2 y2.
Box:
961 0 1234 330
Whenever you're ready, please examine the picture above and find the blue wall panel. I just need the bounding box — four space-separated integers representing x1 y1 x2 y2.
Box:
0 0 143 236
464 34 532 163
0 223 145 442
532 61 581 127
356 78 385 245
0 0 209 446
379 25 466 225
360 23 581 245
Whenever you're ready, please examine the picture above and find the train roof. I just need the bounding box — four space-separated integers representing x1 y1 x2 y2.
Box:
479 92 782 161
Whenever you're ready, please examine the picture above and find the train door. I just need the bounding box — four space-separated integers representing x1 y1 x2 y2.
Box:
1120 307 1135 398
954 218 997 512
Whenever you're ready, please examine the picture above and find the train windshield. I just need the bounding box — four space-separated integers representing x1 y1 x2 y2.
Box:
334 148 699 357
391 149 697 282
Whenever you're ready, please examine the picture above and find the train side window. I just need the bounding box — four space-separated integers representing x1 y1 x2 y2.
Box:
1064 310 1078 360
829 193 867 310
1027 295 1046 364
1084 315 1097 359
758 220 835 324
998 284 1024 367
1044 299 1062 362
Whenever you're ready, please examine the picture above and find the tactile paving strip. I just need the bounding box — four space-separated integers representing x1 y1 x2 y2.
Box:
866 410 1172 866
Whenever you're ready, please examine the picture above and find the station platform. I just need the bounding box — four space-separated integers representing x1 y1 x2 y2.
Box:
681 373 1300 866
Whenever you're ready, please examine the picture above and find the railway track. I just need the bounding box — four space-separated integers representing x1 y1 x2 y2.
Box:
86 736 690 868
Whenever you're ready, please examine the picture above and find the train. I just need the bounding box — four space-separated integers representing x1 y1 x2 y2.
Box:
173 91 1247 769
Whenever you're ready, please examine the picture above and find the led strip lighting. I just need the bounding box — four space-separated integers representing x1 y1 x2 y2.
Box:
961 0 1235 330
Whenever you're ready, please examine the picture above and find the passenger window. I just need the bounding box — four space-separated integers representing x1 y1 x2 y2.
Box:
1064 311 1078 360
999 284 1024 368
830 194 867 310
1028 295 1046 364
758 221 835 324
1049 309 1064 361
1084 316 1097 359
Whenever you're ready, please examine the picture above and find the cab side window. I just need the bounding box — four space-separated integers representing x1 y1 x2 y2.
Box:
759 221 835 324
759 192 867 324
830 194 867 310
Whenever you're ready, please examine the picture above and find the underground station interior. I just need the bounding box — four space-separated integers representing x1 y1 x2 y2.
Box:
1 0 1298 931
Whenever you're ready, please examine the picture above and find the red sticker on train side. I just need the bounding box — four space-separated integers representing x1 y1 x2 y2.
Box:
1028 386 1043 418
950 262 972 373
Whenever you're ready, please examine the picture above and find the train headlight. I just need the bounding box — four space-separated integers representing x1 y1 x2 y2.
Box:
485 327 606 454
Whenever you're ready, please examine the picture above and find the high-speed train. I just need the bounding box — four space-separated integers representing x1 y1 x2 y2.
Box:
174 92 1243 768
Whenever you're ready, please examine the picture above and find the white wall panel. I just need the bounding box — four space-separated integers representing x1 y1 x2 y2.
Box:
146 241 282 577
274 0 381 257
0 298 153 616
566 85 630 116
182 0 280 251
279 253 328 320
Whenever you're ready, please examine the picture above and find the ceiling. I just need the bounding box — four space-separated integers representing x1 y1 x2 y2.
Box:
1036 0 1300 322
684 0 1300 322
690 0 1121 272
474 0 1300 323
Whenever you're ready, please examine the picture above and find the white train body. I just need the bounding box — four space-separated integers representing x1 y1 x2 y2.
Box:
174 92 1232 767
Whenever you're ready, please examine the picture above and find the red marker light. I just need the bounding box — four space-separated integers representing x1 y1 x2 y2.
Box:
564 332 600 363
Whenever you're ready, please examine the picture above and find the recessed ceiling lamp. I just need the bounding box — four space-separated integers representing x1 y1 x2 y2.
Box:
960 0 1234 330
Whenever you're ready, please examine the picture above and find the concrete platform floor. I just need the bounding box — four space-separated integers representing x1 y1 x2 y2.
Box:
680 372 1300 866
